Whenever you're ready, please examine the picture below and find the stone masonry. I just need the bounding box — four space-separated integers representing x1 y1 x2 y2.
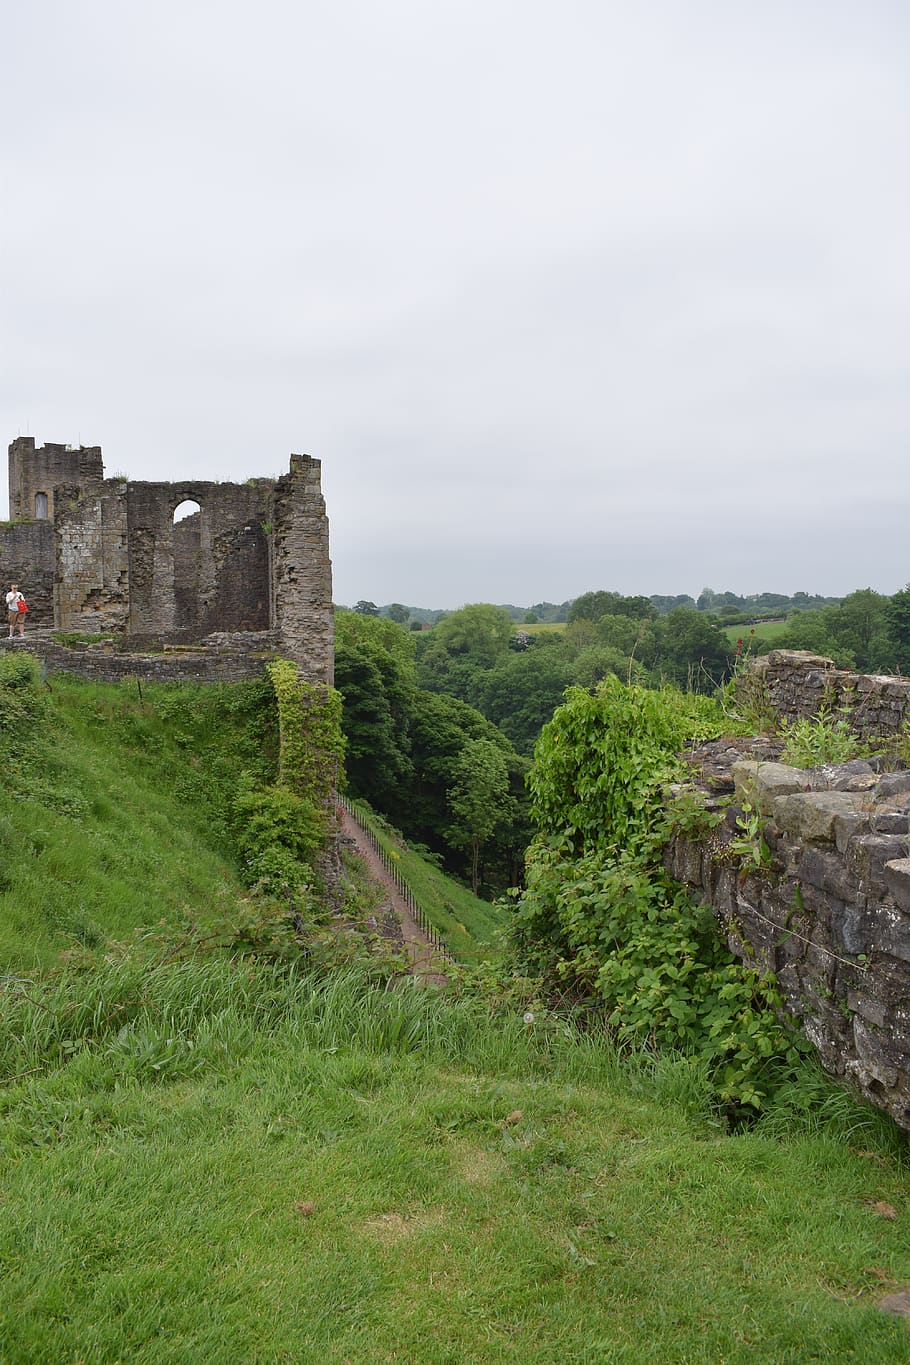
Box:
666 728 910 1129
2 437 333 685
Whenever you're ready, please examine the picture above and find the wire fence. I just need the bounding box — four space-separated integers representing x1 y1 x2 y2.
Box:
338 797 455 966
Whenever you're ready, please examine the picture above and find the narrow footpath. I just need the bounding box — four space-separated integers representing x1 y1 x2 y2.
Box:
336 805 448 986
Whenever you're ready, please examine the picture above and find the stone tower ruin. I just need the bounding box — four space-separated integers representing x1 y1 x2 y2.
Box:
3 438 333 684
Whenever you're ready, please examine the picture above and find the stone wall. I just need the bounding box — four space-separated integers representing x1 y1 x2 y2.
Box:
54 480 130 633
666 736 910 1129
745 649 910 738
8 437 103 522
6 438 333 686
3 631 282 685
272 454 334 685
125 478 273 636
0 519 55 623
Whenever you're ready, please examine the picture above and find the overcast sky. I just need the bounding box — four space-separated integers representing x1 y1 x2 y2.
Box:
3 2 909 608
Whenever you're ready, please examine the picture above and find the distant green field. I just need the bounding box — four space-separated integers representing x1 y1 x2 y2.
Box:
520 621 566 634
723 618 790 646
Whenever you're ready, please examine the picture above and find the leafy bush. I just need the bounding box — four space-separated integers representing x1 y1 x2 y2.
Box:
511 676 809 1116
232 778 324 893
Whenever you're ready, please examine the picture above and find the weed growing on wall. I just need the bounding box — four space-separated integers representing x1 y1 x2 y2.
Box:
779 704 867 768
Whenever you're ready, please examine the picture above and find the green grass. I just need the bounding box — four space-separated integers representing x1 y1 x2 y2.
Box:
0 668 274 970
520 621 567 634
723 618 791 646
3 659 910 1361
350 801 508 962
1 959 909 1363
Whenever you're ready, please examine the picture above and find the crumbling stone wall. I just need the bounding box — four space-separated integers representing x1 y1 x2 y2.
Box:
11 631 281 684
5 437 333 685
8 437 103 522
272 455 334 685
666 732 910 1130
54 480 130 633
125 479 273 637
0 519 54 623
745 649 910 738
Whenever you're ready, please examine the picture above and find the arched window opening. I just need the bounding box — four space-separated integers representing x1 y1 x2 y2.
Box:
173 499 201 524
35 492 48 520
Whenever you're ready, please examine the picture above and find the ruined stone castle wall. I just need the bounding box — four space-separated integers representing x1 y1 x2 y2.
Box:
5 437 333 686
54 480 130 633
664 653 910 1130
272 454 334 685
125 479 273 636
0 519 55 622
8 437 103 522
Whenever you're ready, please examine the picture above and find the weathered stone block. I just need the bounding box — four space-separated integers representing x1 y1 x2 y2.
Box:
867 897 910 963
846 835 910 893
833 810 871 853
874 812 910 835
732 760 805 815
884 859 910 915
877 772 910 801
772 791 867 843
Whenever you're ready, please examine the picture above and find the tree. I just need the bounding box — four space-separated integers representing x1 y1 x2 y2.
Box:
468 640 575 754
386 603 410 624
417 604 515 700
353 600 380 616
886 585 910 672
642 607 730 691
333 611 416 809
567 591 652 624
446 738 514 894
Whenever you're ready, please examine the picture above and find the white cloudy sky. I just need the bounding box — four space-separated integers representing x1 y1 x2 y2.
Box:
3 1 909 608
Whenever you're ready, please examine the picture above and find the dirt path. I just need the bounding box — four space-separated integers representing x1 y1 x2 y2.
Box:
336 806 448 986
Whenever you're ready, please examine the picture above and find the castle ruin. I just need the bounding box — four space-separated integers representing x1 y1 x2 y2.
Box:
2 437 333 684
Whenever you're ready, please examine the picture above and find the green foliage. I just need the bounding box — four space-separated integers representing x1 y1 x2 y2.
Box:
775 588 893 671
511 845 806 1112
514 676 808 1114
567 590 653 624
267 659 344 810
334 611 415 805
780 705 866 768
665 789 727 840
0 651 46 758
729 803 774 872
446 738 515 894
232 778 323 896
528 675 725 858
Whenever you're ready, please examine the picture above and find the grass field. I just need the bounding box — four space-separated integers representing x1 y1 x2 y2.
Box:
3 657 910 1361
2 960 910 1363
722 618 791 646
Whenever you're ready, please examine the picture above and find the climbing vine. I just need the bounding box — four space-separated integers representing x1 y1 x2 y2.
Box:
267 659 345 808
510 675 809 1116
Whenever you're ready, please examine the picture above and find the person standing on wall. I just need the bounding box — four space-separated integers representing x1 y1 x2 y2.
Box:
5 583 26 640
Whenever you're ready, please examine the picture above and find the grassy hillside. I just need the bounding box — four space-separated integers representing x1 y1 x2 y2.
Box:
2 656 910 1361
0 664 276 970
